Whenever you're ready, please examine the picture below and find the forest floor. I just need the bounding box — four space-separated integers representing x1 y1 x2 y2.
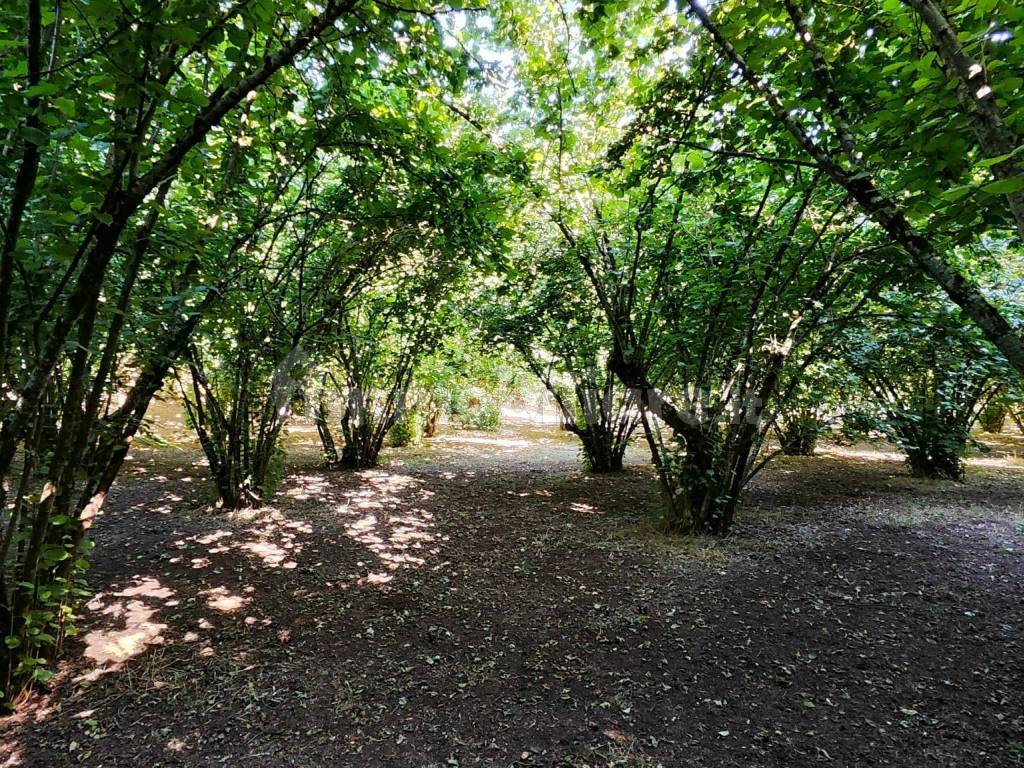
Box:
2 419 1023 767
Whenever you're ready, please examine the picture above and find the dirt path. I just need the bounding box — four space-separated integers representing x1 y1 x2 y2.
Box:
2 424 1023 767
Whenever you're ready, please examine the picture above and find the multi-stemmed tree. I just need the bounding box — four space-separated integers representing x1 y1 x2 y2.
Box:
307 130 516 469
177 176 382 508
177 94 480 505
841 292 1010 479
585 0 1024 375
497 3 892 532
486 227 639 472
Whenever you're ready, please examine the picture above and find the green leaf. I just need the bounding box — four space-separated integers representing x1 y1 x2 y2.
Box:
941 185 973 202
981 175 1024 195
18 125 48 146
52 97 76 117
24 82 60 98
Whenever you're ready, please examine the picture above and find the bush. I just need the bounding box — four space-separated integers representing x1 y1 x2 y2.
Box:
777 410 823 456
889 411 968 479
388 408 423 447
445 386 502 431
451 400 501 431
839 411 878 443
978 401 1006 434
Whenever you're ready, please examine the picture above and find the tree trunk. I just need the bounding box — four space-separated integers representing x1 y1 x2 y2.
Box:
314 394 340 465
423 408 441 439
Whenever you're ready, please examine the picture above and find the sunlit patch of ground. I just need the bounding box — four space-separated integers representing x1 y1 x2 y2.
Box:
331 470 441 586
820 434 1024 473
79 577 175 680
200 586 249 613
430 433 534 450
819 443 907 464
281 472 342 502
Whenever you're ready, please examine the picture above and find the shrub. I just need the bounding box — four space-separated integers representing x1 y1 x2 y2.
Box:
777 410 823 456
839 411 878 443
452 400 501 431
388 408 423 447
978 401 1006 434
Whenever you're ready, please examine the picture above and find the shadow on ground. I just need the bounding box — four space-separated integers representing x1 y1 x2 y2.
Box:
2 424 1022 767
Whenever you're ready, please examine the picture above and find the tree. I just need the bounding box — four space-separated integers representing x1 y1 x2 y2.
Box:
580 169 888 533
485 222 639 472
318 265 460 468
411 326 532 436
309 122 516 467
177 208 373 508
177 89 476 502
841 293 1010 479
495 4 890 532
0 0 486 702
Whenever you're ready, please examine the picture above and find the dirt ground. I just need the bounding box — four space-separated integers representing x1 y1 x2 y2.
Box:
2 421 1023 767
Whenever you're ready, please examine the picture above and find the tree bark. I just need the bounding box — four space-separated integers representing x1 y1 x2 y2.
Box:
0 0 43 387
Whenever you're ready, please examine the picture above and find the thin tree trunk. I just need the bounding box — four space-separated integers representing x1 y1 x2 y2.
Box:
0 0 360 508
0 0 43 387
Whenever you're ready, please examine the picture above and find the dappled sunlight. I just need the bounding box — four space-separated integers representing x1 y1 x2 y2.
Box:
433 434 533 450
393 419 583 469
114 449 211 522
237 539 291 567
0 740 22 767
507 488 553 499
821 444 906 464
501 405 562 425
171 529 231 565
79 577 174 681
282 472 343 503
154 467 444 596
194 530 232 546
201 586 250 613
9 413 1023 768
114 577 173 601
819 441 1024 473
335 470 442 586
171 512 311 570
63 507 323 681
150 496 185 514
237 510 311 568
965 455 1024 470
965 435 1024 470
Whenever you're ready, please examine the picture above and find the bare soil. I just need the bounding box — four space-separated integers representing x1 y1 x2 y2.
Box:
2 422 1023 767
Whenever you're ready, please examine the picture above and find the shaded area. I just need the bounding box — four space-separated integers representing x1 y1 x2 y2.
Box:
1 425 1022 767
